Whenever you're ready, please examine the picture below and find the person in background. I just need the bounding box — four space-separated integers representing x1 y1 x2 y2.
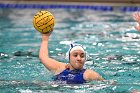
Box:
133 12 140 32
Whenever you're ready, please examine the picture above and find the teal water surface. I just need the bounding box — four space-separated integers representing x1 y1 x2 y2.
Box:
0 8 140 93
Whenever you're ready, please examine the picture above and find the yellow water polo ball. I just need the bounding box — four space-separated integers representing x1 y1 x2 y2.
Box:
33 10 55 34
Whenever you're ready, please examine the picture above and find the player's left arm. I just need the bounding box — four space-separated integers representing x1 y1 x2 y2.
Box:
83 69 104 81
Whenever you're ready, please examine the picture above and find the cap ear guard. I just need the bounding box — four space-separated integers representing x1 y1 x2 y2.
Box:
65 43 73 61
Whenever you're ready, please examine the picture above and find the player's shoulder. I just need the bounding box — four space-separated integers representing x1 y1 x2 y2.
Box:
84 69 99 81
84 69 98 75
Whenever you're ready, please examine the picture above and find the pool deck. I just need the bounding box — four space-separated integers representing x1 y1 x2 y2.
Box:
0 0 140 6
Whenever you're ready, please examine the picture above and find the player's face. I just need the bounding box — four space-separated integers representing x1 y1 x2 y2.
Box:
70 49 86 70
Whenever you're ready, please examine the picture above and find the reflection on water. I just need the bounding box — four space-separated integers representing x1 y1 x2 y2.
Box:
1 79 139 93
0 8 140 92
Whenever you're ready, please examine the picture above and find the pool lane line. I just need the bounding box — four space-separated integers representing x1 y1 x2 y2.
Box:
0 3 140 12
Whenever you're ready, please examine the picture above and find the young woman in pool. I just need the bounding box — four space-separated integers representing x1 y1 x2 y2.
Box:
39 33 104 84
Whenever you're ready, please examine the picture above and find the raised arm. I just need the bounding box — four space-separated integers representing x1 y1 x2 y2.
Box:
39 33 66 74
133 12 140 32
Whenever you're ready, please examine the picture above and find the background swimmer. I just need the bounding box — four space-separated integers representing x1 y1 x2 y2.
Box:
133 12 140 32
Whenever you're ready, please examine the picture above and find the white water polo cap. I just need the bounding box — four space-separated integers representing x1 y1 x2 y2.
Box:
66 43 86 61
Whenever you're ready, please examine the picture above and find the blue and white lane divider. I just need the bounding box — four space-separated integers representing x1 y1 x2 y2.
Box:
0 3 139 12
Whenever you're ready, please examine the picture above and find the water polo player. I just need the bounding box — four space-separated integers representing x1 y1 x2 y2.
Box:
33 11 104 84
39 33 104 84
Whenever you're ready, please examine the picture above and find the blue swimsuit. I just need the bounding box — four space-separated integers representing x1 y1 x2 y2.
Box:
54 68 86 84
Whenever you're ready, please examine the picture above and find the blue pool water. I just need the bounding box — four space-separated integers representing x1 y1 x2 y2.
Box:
0 7 140 93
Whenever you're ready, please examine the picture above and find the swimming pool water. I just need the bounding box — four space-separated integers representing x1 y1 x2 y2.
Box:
0 8 140 93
